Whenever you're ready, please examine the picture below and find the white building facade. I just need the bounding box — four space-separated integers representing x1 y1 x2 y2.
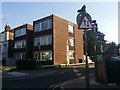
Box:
0 25 14 65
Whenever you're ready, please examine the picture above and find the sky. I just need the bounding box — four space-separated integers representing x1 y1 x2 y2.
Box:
1 1 118 44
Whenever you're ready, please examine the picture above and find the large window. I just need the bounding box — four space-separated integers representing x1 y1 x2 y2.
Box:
34 51 52 61
68 25 74 33
14 53 26 60
34 35 52 46
34 19 52 32
41 51 52 61
68 37 74 46
14 40 26 48
34 37 40 46
69 51 75 59
15 28 26 37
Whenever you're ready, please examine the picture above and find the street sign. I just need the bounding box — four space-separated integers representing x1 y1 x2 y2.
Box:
78 15 93 29
97 54 103 62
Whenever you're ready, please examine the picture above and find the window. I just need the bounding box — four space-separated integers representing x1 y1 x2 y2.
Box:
46 36 49 45
68 25 74 33
69 37 74 46
69 51 75 59
42 22 46 30
21 40 26 48
48 20 52 29
21 53 26 59
34 19 52 32
34 52 41 60
40 37 43 45
15 28 26 37
45 21 48 29
14 53 22 60
34 37 40 46
34 35 52 46
14 40 26 48
48 35 52 44
34 52 38 60
41 51 52 61
21 28 26 36
15 30 20 37
34 23 40 32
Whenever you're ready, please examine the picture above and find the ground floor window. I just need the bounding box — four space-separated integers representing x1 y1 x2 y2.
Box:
14 53 26 60
34 52 40 60
34 51 52 61
41 51 52 61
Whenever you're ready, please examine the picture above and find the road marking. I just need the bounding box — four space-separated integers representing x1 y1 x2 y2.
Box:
73 69 79 73
7 72 27 76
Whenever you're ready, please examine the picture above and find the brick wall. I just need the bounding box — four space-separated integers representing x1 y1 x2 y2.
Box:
74 25 84 63
53 15 68 64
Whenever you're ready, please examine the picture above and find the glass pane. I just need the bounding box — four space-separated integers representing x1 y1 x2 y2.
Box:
69 38 74 46
69 51 75 59
49 35 52 44
34 37 40 46
45 21 48 29
68 25 74 33
46 36 49 45
34 23 40 32
48 20 52 29
41 51 52 61
21 28 26 36
42 22 46 30
39 23 42 31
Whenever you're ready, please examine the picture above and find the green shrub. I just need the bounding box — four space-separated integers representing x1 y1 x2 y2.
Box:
16 59 36 70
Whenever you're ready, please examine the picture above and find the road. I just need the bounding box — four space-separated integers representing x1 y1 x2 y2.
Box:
2 67 95 89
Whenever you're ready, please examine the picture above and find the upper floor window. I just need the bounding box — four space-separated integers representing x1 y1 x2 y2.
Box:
68 25 74 33
34 19 52 32
34 35 52 46
14 40 26 49
15 28 26 37
68 37 74 46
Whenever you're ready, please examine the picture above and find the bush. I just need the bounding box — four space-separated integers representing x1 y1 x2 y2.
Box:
2 60 6 66
16 59 36 70
41 60 53 65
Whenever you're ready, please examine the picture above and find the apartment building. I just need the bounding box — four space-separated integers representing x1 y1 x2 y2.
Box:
14 24 33 60
0 25 14 65
33 14 84 65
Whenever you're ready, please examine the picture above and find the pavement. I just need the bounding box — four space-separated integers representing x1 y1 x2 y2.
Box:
50 74 120 90
1 67 120 89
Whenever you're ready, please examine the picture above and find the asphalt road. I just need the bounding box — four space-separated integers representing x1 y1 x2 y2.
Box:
2 67 95 89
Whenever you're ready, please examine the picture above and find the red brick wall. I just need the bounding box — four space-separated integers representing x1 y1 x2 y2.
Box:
74 25 84 63
53 15 84 64
53 15 68 64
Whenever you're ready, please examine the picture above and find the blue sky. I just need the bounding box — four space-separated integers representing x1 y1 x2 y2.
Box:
1 2 118 44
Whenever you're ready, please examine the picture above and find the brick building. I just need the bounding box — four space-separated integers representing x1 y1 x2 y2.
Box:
14 24 33 60
33 14 84 65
